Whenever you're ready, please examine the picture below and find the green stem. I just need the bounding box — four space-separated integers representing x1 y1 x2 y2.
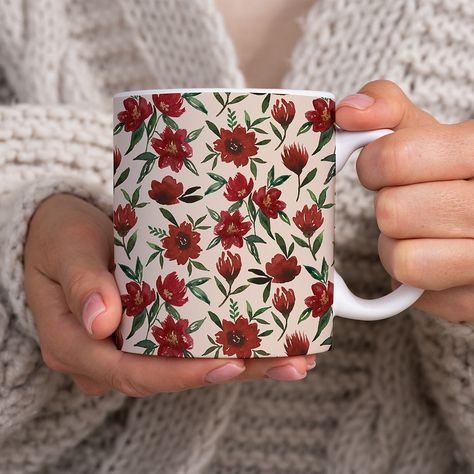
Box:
122 235 131 260
296 174 301 201
218 281 233 308
277 314 289 341
216 93 230 117
146 301 165 339
274 126 287 150
145 113 161 152
308 236 317 260
244 200 257 235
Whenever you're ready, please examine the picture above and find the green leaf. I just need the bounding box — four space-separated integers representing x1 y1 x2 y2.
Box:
185 126 204 142
135 257 143 282
279 211 291 225
126 310 146 339
250 159 257 179
159 208 178 226
187 260 192 276
113 122 124 135
228 94 248 105
231 284 249 295
253 127 268 134
137 159 154 184
298 307 312 323
184 95 208 114
318 187 328 207
146 251 161 266
213 92 225 106
206 120 221 137
267 166 274 187
135 202 148 208
148 297 160 322
258 212 273 239
321 257 329 282
314 126 334 154
207 236 221 250
208 311 223 329
205 181 226 195
251 116 270 127
259 330 273 337
322 153 336 162
131 186 140 207
207 172 227 184
202 346 219 356
179 195 203 203
304 265 324 282
301 168 318 188
165 302 181 320
248 268 267 277
114 237 123 247
207 206 220 221
162 114 178 130
245 235 266 244
146 108 158 136
246 239 261 264
292 234 309 248
189 286 211 305
313 307 332 341
252 158 266 164
271 311 285 331
321 336 333 346
118 264 136 281
308 189 318 204
134 339 158 350
322 203 335 209
270 122 282 141
256 139 271 146
228 200 243 213
248 196 257 220
261 93 271 113
244 110 251 129
324 163 336 185
254 306 271 317
275 233 287 256
254 349 271 356
288 242 295 256
263 281 271 303
270 174 291 187
248 277 271 285
126 230 138 254
114 168 130 188
186 318 205 333
191 260 208 271
187 277 210 287
183 158 199 176
207 334 216 345
214 276 227 296
125 123 145 155
312 231 324 256
297 121 313 136
255 318 270 325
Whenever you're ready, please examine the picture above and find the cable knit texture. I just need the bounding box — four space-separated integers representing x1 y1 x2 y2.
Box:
0 0 473 473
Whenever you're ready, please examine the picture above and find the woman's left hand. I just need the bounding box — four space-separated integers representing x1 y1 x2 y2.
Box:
336 80 474 323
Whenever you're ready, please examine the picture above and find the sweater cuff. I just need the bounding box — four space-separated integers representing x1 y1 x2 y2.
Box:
0 175 112 343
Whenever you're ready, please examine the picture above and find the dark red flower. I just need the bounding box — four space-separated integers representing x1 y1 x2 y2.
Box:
305 281 334 318
271 99 296 128
224 173 254 201
252 186 286 219
152 93 185 117
114 204 138 237
148 176 183 205
117 96 152 132
213 124 258 167
161 222 202 265
121 281 156 317
151 315 193 357
284 332 310 356
156 272 188 307
151 126 193 172
215 316 261 358
272 287 296 317
214 210 252 249
305 98 335 133
113 147 122 174
266 254 301 283
115 329 124 350
281 143 309 176
216 251 242 283
293 204 324 239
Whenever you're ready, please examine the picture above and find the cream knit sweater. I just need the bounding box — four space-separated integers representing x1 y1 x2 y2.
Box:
0 1 473 473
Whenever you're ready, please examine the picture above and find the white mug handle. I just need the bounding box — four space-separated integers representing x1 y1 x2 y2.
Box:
333 129 424 320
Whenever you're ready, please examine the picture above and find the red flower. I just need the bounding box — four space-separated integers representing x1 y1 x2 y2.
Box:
215 316 261 358
121 281 156 317
152 93 185 117
252 186 286 219
266 254 301 283
117 96 152 132
272 287 296 317
151 315 193 357
162 222 202 265
148 176 183 205
216 251 242 283
271 99 296 128
305 98 335 133
114 204 138 237
284 332 310 356
213 124 258 167
224 173 254 201
151 126 193 172
214 210 252 249
305 281 334 318
293 204 324 239
113 147 122 174
281 143 309 176
156 272 188 307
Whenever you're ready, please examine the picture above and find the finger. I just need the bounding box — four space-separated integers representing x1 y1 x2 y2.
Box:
378 234 474 290
375 180 474 239
336 79 438 131
391 279 474 323
357 122 474 189
71 374 111 397
240 355 313 381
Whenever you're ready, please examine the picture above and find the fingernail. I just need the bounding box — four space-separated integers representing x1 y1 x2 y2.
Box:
82 293 106 335
336 93 375 110
205 362 245 384
307 360 316 370
306 355 317 370
265 364 306 381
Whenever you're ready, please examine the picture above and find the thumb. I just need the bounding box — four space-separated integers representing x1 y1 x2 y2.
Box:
335 79 437 131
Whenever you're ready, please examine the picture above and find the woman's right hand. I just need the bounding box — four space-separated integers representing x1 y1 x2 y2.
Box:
23 193 315 397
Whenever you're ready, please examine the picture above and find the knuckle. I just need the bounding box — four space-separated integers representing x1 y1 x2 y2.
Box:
40 348 68 373
381 133 411 183
375 188 400 237
107 367 152 398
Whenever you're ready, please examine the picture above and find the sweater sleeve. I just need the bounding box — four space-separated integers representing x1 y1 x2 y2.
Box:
0 104 114 342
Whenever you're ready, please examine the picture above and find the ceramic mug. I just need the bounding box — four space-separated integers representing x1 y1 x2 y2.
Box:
112 88 423 358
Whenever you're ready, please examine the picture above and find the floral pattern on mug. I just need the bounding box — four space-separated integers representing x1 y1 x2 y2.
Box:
113 91 336 357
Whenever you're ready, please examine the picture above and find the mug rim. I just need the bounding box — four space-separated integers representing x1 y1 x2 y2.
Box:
113 87 335 99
